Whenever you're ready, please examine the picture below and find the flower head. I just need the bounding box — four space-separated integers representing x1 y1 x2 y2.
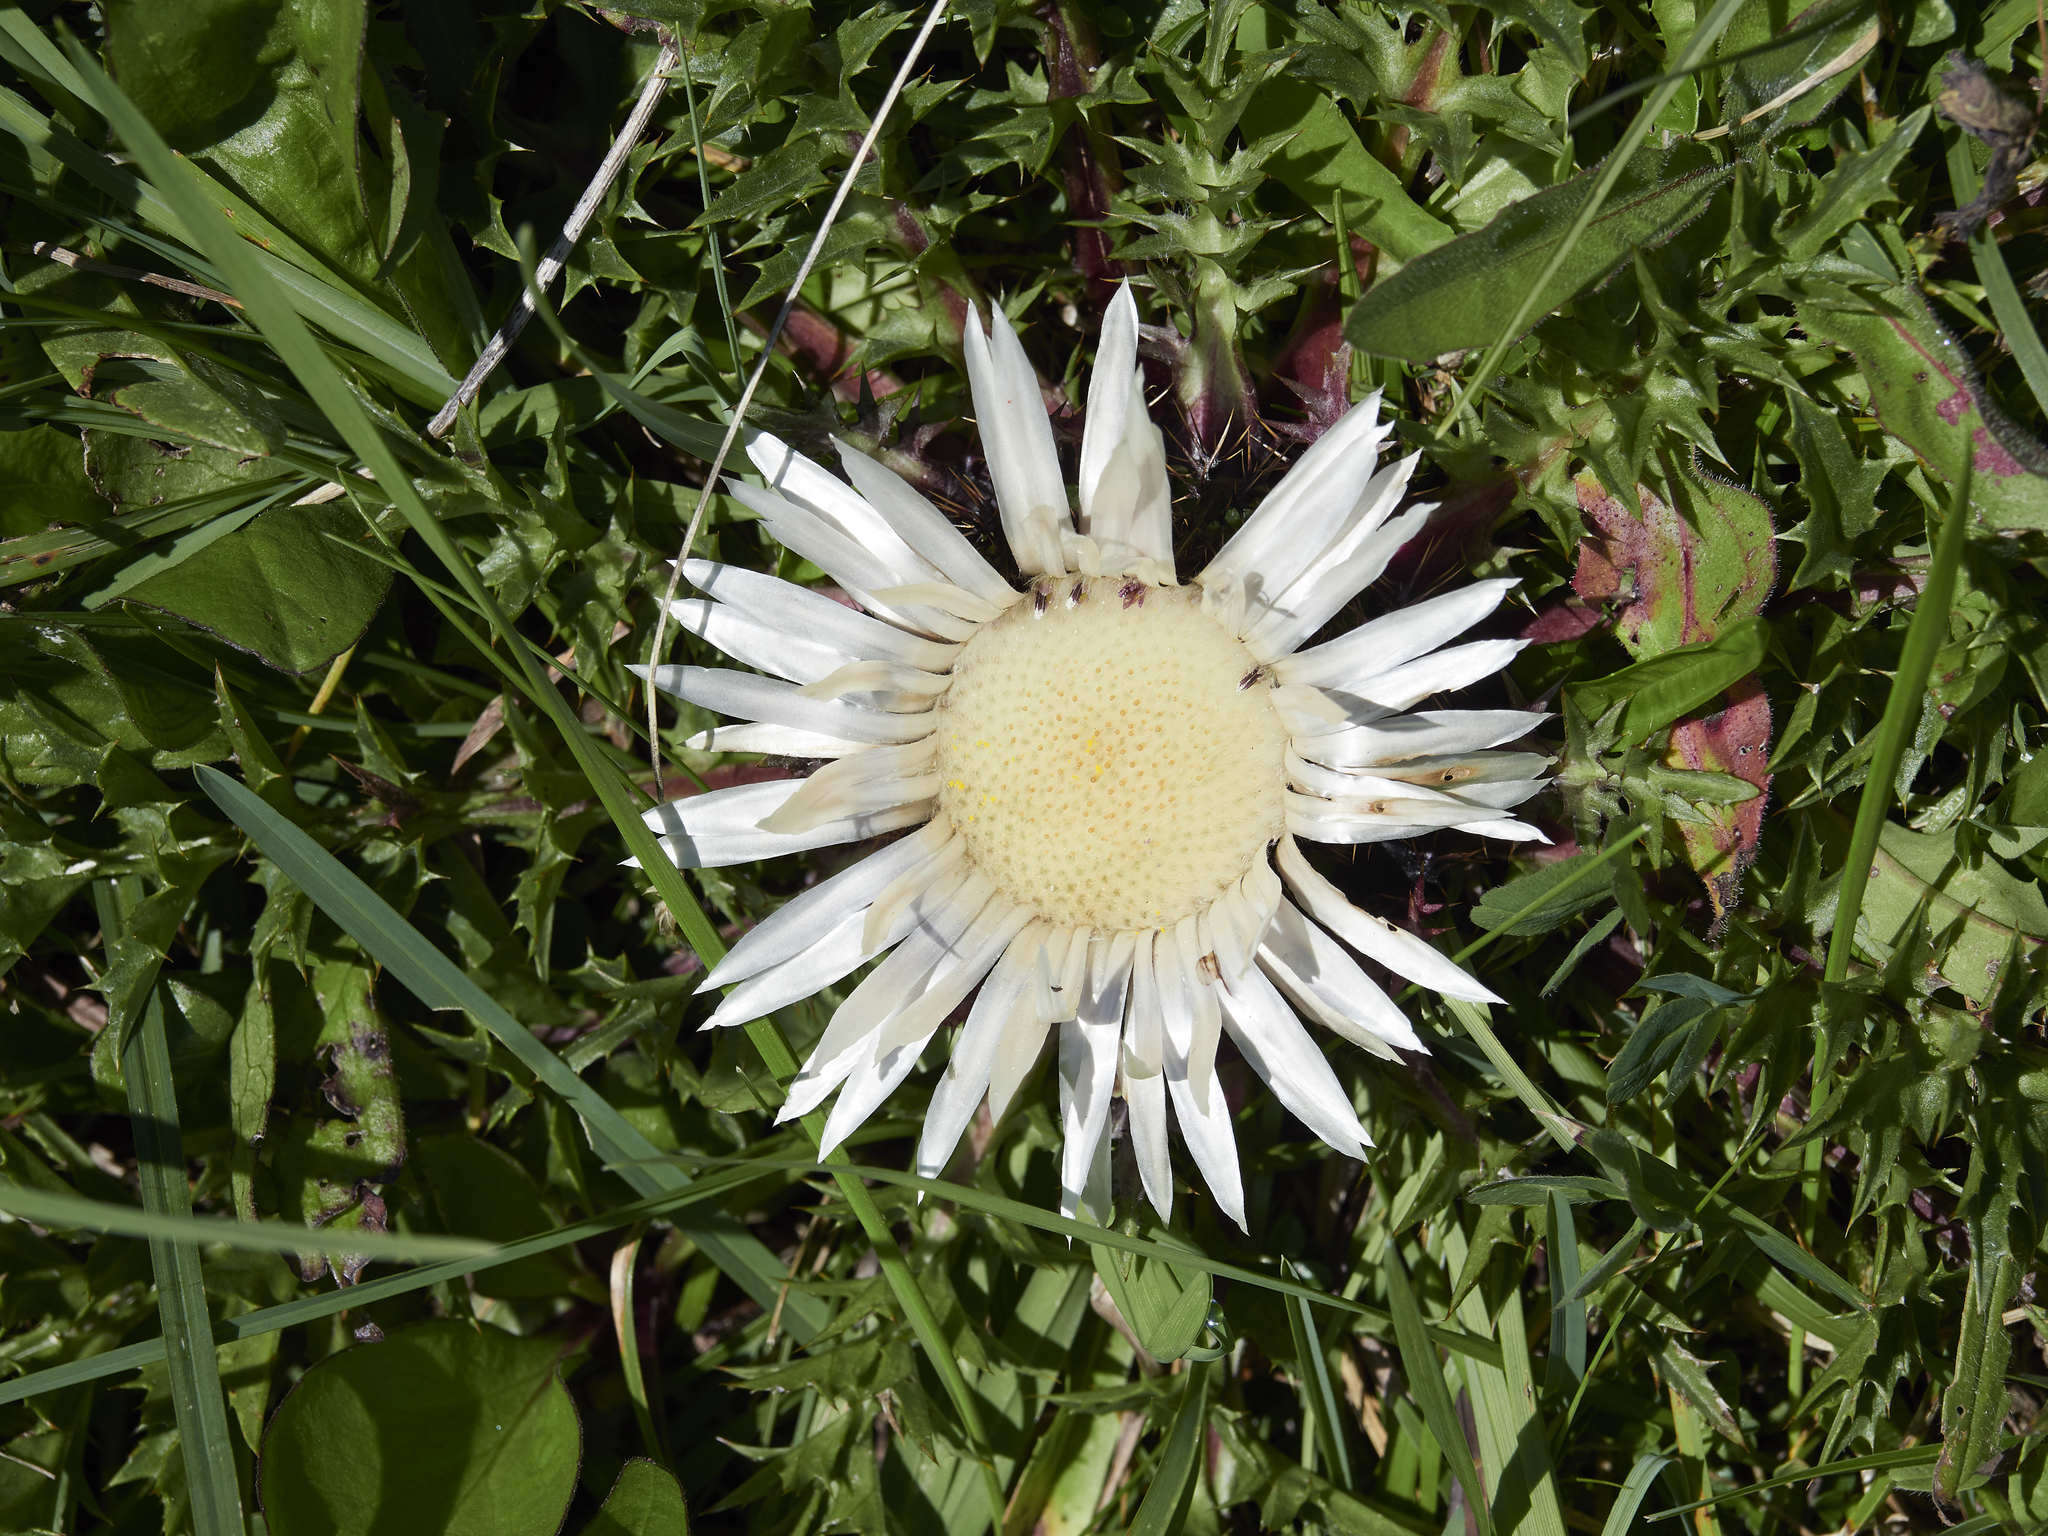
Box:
638 286 1545 1229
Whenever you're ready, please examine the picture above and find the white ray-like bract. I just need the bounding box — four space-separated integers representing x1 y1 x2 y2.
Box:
641 283 1546 1229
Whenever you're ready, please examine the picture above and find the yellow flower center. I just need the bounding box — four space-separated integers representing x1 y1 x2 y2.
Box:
934 578 1288 932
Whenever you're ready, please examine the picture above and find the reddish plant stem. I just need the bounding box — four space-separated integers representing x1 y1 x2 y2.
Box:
1043 0 1127 311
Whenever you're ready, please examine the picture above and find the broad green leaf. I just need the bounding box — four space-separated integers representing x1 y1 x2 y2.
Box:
1583 1130 1691 1231
1607 993 1720 1103
101 0 478 374
1934 1242 2018 1498
1470 852 1612 935
100 0 287 147
83 431 276 515
1800 289 2048 532
99 352 287 457
117 499 392 674
580 1460 692 1536
1855 822 2048 1004
0 423 103 536
1235 9 1451 265
0 58 455 400
1345 143 1730 359
1782 387 1886 591
1715 0 1879 139
1567 617 1768 745
1093 1245 1212 1362
260 1320 580 1536
1571 469 1774 659
1780 108 1929 263
1652 1338 1743 1447
413 1137 588 1300
0 470 306 588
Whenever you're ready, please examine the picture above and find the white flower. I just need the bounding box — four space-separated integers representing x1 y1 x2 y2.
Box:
637 285 1546 1230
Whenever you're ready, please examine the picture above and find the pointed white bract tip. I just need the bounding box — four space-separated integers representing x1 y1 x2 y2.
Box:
743 430 794 480
620 855 642 870
701 998 746 1032
625 662 650 680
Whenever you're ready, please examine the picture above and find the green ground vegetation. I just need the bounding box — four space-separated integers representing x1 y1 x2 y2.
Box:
2 0 2047 1531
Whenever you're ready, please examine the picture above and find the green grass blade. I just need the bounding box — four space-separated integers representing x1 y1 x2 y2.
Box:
0 1180 495 1264
1648 1442 1943 1518
1284 1266 1354 1490
610 1233 674 1470
676 40 743 380
1441 999 1579 1153
1948 137 2048 423
1544 1192 1587 1394
192 763 823 1338
1383 1240 1493 1536
99 882 245 1536
1127 1360 1210 1536
1446 1228 1566 1536
1823 466 1971 983
1599 1454 1674 1536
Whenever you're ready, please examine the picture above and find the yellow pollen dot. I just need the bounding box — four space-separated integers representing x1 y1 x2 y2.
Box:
934 578 1287 931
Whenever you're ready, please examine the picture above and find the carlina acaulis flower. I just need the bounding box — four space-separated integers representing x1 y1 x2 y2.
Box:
634 283 1547 1230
